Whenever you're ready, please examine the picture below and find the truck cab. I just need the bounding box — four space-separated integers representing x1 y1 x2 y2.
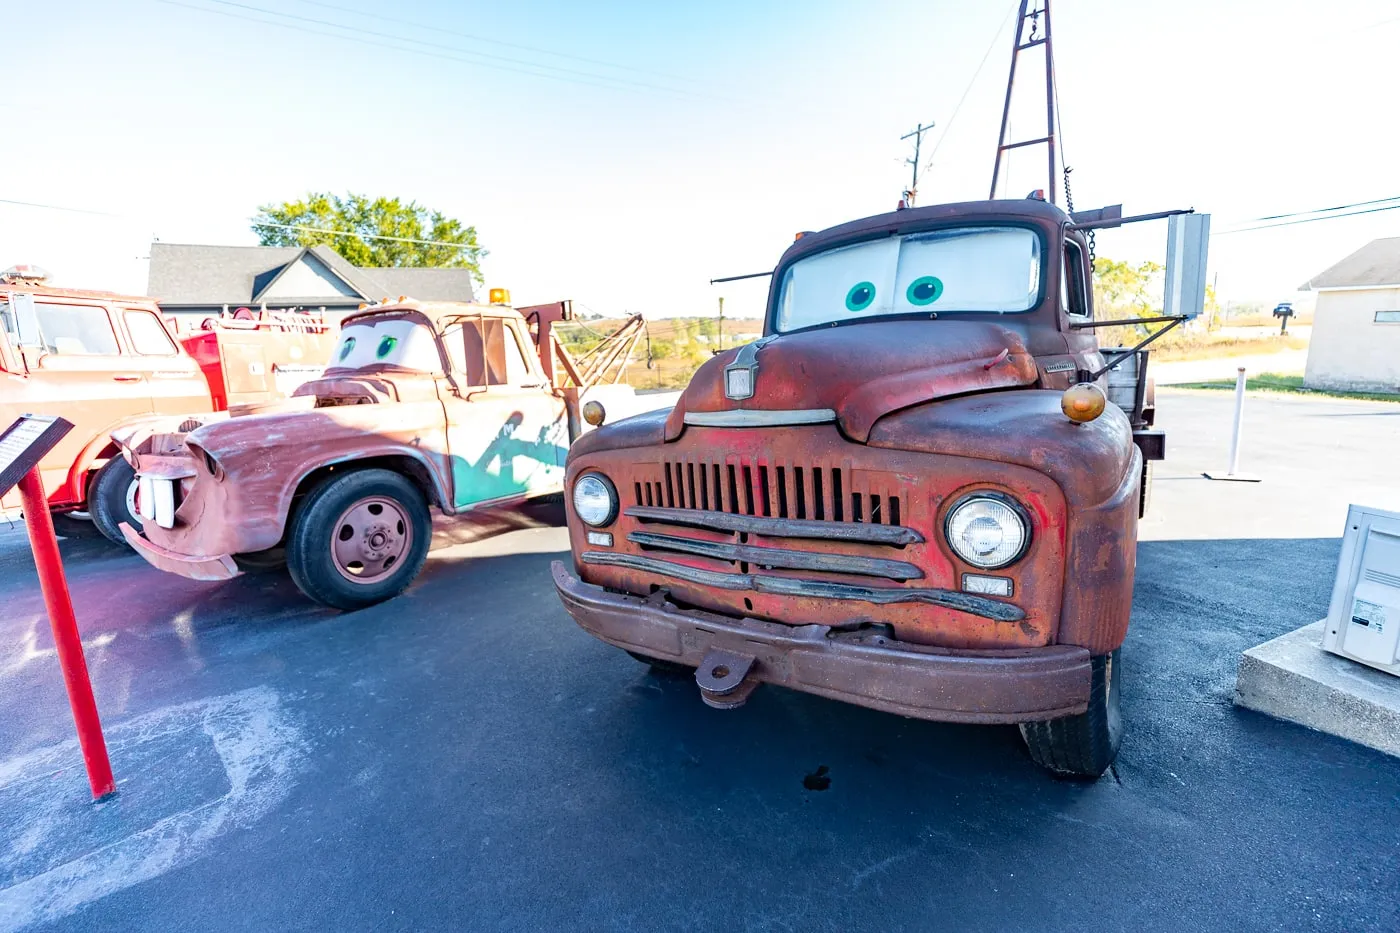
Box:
552 198 1193 778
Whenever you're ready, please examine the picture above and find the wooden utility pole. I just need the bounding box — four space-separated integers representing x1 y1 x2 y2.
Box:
901 121 936 206
717 296 725 351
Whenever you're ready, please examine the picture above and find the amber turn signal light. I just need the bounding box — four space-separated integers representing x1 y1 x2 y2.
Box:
582 400 606 426
1061 383 1106 423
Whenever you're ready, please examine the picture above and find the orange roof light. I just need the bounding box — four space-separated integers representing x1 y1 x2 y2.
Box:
489 288 511 305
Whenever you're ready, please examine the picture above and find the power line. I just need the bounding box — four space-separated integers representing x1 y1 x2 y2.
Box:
164 0 714 100
1216 201 1400 235
251 220 483 251
287 0 700 86
1247 195 1400 223
926 1 1020 170
0 198 122 217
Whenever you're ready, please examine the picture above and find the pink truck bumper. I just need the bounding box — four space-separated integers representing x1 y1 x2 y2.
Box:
121 523 242 582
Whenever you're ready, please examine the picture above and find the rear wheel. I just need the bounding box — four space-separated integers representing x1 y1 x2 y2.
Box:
89 458 142 546
50 512 105 539
286 469 431 610
1019 649 1123 779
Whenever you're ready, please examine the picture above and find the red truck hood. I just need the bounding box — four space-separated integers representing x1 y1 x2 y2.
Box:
665 320 1038 443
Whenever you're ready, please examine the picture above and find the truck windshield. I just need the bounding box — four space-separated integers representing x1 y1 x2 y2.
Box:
774 226 1042 333
330 318 442 372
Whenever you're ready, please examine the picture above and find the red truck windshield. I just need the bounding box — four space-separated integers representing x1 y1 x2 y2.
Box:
774 226 1043 333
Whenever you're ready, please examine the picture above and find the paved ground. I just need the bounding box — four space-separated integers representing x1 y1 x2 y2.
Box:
1 390 1398 932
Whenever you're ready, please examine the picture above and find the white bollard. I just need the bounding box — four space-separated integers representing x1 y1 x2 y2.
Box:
1205 366 1261 482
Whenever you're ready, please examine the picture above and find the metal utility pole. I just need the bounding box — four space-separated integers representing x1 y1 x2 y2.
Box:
900 121 936 206
717 296 725 351
990 0 1058 203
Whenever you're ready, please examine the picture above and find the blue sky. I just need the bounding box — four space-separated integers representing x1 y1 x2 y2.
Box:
5 0 1399 319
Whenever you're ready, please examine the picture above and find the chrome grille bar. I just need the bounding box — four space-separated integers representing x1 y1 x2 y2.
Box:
624 506 923 546
627 531 924 580
579 551 1024 622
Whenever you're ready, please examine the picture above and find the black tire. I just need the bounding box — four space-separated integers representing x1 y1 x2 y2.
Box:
286 468 431 610
626 650 693 677
1019 648 1123 779
1139 460 1154 519
50 512 105 539
90 458 142 546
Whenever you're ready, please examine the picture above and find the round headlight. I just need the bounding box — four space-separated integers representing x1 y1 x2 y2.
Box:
573 473 618 527
944 494 1030 569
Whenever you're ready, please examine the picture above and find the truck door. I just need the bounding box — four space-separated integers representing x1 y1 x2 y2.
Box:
440 315 568 511
117 306 212 416
0 295 154 500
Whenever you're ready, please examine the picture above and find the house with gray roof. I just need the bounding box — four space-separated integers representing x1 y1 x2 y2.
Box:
147 243 476 321
1299 238 1400 394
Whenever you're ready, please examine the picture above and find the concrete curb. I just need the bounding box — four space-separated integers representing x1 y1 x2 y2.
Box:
1234 620 1400 758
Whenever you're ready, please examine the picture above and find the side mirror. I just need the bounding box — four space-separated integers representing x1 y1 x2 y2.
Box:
1163 213 1210 320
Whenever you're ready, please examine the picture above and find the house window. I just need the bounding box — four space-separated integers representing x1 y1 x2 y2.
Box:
1375 310 1400 324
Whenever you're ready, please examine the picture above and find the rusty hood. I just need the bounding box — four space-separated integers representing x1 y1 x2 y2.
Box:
665 320 1038 443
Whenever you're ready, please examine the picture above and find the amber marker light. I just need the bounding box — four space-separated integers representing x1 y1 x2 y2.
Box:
582 400 606 426
1061 383 1107 423
488 288 511 305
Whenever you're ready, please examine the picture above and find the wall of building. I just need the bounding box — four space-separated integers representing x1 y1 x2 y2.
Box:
1304 286 1400 393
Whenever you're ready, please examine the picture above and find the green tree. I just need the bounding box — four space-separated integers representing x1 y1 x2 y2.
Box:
252 192 486 280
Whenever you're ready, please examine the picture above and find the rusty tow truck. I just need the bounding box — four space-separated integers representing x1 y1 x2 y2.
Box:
552 197 1209 777
116 297 648 610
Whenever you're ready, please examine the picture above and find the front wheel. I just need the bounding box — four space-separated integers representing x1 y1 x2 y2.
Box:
89 458 142 546
1019 649 1122 779
286 469 432 610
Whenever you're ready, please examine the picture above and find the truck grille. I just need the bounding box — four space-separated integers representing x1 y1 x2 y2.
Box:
632 458 904 526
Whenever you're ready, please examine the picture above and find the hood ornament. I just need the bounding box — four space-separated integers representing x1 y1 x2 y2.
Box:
723 336 776 401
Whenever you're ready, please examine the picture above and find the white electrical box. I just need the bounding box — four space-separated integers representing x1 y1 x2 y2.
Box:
1322 505 1400 677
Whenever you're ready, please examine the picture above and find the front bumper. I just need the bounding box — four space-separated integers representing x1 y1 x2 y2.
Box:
121 523 242 582
552 562 1092 724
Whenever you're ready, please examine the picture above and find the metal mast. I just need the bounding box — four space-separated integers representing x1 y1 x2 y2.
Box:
989 0 1058 203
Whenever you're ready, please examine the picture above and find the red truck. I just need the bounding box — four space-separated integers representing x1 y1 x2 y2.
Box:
552 197 1209 778
0 269 333 543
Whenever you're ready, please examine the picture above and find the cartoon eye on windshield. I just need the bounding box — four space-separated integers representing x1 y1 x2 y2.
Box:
376 336 398 359
845 281 877 312
338 337 356 362
906 275 944 306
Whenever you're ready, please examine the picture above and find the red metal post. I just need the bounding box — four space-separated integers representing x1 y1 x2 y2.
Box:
16 469 117 800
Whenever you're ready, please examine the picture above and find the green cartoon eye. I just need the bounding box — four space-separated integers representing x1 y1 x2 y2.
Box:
376 335 398 359
338 337 356 362
845 281 876 312
906 276 944 306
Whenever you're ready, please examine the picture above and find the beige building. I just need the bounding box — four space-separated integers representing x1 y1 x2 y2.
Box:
1300 238 1400 394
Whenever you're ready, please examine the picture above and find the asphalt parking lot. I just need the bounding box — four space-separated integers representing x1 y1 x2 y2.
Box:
2 389 1398 933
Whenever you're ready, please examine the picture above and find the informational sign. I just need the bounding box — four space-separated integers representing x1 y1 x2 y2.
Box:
0 414 73 498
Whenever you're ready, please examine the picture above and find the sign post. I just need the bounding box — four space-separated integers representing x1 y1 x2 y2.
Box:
1 415 116 800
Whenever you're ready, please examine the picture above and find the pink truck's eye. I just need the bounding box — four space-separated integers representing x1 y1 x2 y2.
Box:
338 337 356 362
